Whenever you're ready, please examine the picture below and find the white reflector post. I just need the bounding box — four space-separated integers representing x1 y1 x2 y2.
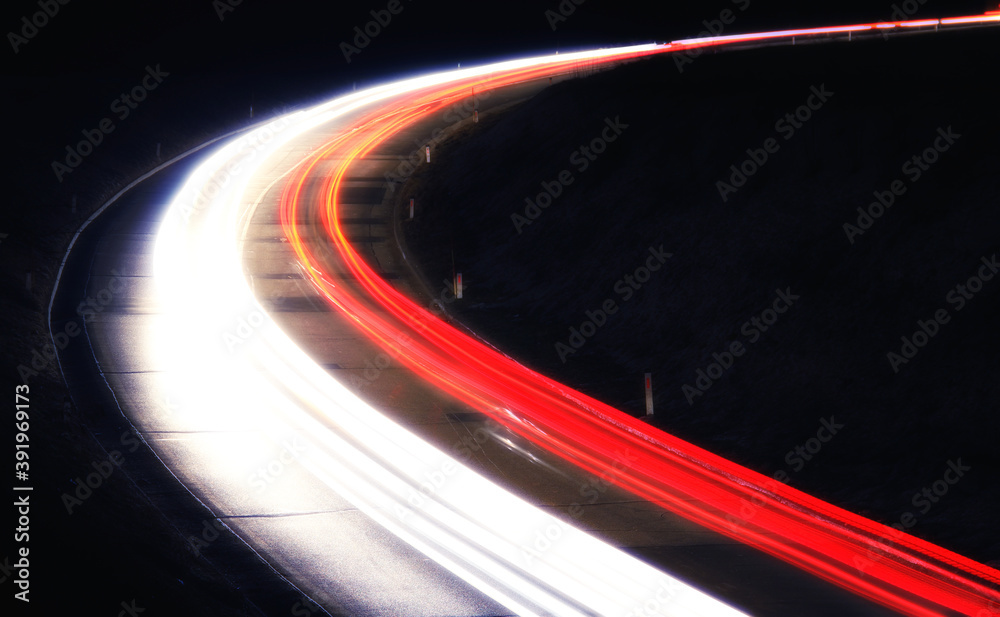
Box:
645 372 654 416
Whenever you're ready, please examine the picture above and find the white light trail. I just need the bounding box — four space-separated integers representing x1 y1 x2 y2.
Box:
150 45 746 617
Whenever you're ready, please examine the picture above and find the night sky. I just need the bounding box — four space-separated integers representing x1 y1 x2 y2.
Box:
9 1 997 77
7 1 996 207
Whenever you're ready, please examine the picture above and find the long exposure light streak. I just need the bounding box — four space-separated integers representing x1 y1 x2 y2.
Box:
277 12 1000 617
152 45 748 616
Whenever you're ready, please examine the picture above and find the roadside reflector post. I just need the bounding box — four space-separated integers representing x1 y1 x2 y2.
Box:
644 373 654 416
474 109 478 123
409 198 414 220
455 273 463 299
425 146 431 163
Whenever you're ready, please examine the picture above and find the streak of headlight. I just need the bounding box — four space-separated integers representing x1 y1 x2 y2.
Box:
150 45 747 616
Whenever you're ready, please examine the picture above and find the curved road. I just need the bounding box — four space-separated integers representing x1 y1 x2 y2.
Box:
53 13 1000 617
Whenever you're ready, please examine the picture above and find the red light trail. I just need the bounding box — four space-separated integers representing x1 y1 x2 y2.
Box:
278 13 1000 617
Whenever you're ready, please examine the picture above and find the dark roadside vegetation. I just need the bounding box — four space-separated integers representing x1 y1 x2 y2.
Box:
2 56 336 617
2 7 363 617
401 28 1000 567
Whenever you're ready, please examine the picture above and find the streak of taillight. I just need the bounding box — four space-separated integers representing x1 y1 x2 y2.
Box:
280 15 1000 617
